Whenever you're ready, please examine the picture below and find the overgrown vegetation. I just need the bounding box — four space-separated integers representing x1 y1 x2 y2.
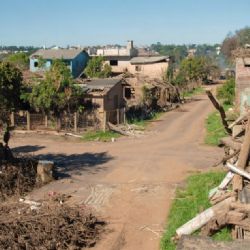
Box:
4 52 29 70
216 78 235 105
205 111 227 145
161 171 230 250
82 130 120 142
84 56 112 78
23 60 85 130
183 86 204 97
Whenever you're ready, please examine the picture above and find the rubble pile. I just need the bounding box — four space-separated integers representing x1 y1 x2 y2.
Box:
176 91 250 242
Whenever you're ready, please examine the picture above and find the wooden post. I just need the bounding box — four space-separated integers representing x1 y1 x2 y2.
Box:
103 111 107 132
74 112 78 133
233 116 250 191
117 109 120 125
26 111 31 130
10 112 15 127
206 90 232 134
45 115 48 128
123 107 126 124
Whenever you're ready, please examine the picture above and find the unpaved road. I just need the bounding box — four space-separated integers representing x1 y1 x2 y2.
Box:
10 93 223 250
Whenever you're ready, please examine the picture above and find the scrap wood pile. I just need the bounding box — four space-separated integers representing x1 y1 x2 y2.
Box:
0 200 105 249
175 90 250 241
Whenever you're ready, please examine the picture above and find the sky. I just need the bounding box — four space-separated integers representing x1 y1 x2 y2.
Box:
1 0 250 47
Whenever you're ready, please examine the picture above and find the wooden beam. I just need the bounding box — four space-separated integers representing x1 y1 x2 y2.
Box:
206 90 232 134
232 117 250 191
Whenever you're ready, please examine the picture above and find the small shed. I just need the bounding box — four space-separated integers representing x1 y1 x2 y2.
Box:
79 78 131 130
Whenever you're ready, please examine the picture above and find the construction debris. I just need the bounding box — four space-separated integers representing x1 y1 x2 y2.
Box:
0 200 105 249
175 101 250 243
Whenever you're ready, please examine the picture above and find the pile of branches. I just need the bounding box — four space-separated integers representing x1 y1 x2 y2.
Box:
175 92 250 241
0 156 38 201
0 201 105 249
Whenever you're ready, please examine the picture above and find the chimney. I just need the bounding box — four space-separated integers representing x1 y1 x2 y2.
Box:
127 40 133 50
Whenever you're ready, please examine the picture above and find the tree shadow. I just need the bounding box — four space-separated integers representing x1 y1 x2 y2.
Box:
36 152 113 178
12 145 46 153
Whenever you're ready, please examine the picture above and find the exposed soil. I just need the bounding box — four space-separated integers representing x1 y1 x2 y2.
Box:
10 91 223 250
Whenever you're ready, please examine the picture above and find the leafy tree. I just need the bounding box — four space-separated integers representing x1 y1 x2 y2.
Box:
179 56 219 83
0 62 23 147
221 27 250 61
84 56 112 78
216 78 235 105
27 60 85 130
4 52 29 70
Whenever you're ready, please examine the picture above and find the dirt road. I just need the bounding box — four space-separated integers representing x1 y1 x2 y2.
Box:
10 93 223 250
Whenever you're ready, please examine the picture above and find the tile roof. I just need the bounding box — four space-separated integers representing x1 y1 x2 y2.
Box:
130 56 169 65
30 48 84 60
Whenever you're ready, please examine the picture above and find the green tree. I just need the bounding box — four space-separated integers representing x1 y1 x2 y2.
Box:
27 60 85 130
216 78 235 105
4 52 29 70
84 56 112 78
0 62 23 147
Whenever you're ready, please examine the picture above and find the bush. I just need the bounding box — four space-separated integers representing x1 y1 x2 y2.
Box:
216 78 235 105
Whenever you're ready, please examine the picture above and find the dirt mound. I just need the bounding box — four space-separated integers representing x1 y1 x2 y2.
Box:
0 158 38 201
0 201 105 249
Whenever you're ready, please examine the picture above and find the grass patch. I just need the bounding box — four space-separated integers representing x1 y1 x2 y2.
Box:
82 130 120 142
128 111 164 130
205 104 232 146
183 86 204 97
161 171 230 250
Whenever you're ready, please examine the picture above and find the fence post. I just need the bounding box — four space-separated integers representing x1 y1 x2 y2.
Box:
10 112 15 127
103 111 107 132
27 111 31 130
123 107 126 124
117 109 120 125
45 115 48 128
74 112 78 133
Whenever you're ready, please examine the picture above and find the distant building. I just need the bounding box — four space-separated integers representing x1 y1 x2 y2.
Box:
30 48 89 78
129 56 170 79
95 41 137 74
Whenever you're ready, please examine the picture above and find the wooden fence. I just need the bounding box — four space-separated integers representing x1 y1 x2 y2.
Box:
11 110 101 133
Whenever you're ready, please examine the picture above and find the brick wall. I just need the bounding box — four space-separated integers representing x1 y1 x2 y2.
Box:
235 57 250 109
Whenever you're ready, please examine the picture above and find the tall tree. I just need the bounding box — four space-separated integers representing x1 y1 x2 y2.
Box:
27 60 85 130
0 62 23 147
84 56 112 78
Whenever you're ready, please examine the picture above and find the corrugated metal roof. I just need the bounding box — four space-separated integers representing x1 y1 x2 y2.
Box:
77 78 122 93
130 56 169 65
30 48 84 60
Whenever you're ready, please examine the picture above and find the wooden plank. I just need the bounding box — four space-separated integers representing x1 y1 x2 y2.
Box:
233 116 250 191
226 163 250 182
176 197 235 237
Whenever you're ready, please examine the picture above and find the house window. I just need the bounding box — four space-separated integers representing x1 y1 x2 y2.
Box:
34 61 39 68
135 65 141 71
110 60 118 66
